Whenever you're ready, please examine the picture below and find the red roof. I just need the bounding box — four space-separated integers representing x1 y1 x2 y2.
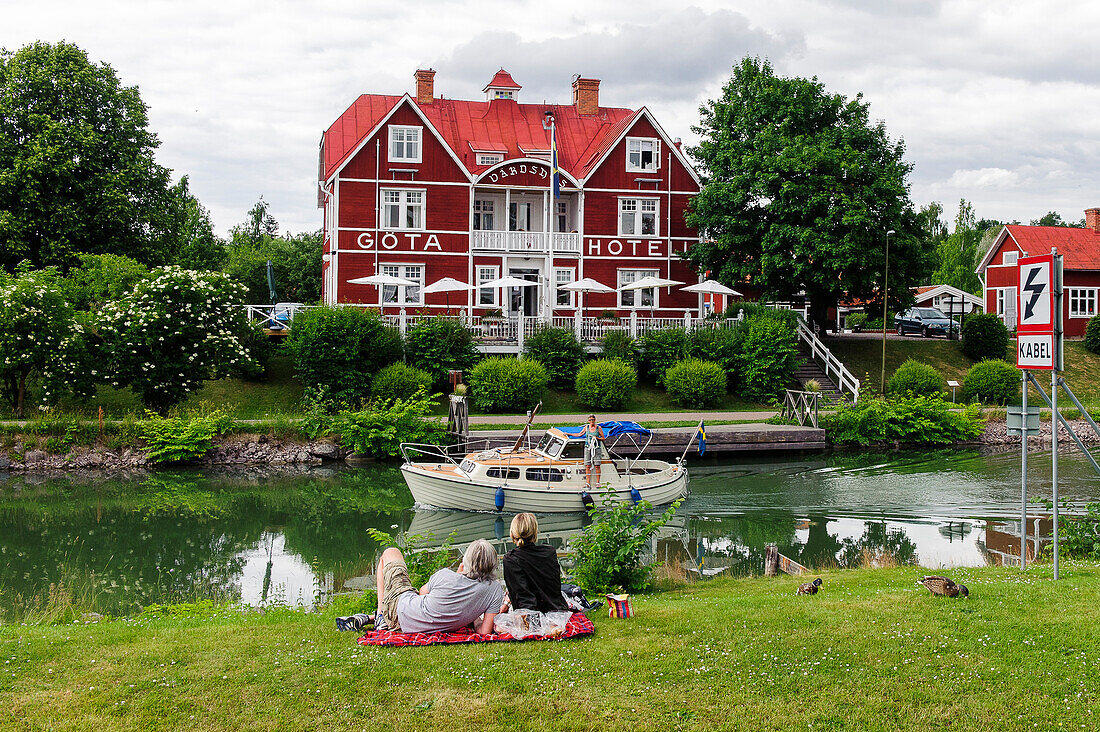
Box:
483 69 521 91
1005 225 1100 270
322 93 637 181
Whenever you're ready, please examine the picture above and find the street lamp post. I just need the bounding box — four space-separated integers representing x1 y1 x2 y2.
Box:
880 229 896 394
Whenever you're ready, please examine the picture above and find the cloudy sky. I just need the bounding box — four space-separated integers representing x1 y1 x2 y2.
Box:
5 0 1099 235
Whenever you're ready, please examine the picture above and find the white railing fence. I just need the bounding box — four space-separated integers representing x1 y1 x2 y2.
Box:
795 316 860 403
470 231 581 253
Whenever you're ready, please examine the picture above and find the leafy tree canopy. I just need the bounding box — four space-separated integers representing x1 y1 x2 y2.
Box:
928 199 994 295
0 41 178 271
687 57 934 327
225 198 322 304
1030 211 1084 228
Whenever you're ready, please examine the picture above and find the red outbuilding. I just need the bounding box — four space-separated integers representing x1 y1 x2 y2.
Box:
318 68 702 318
976 208 1100 338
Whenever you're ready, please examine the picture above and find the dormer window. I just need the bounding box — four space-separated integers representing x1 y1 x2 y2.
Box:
483 69 522 102
476 153 503 166
626 137 660 172
491 90 513 100
389 125 422 163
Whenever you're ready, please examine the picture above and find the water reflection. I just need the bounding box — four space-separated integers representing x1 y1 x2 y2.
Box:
0 449 1095 619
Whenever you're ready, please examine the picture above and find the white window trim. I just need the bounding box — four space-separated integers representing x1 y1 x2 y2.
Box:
554 268 576 308
625 136 661 172
388 125 423 164
617 197 660 238
1068 287 1098 318
381 187 426 231
380 263 425 306
476 153 503 166
477 266 500 307
1002 250 1019 266
618 268 660 309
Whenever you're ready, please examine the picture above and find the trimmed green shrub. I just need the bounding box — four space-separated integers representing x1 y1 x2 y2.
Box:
370 363 433 403
285 306 403 405
823 395 985 446
887 359 945 397
664 358 727 408
1085 315 1100 355
468 357 549 413
639 328 689 385
961 312 1010 361
962 359 1019 405
738 316 801 402
404 318 479 385
599 330 637 365
523 325 586 388
575 359 637 409
689 326 742 386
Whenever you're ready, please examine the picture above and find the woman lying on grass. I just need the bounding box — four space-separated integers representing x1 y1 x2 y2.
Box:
337 539 504 634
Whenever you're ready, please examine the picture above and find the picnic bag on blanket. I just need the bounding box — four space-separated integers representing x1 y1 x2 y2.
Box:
493 610 572 639
606 594 632 618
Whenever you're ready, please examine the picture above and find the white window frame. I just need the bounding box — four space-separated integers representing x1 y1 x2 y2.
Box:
473 199 495 231
476 153 503 166
1068 288 1098 318
491 89 514 100
556 201 569 233
381 188 425 231
388 125 422 163
478 266 499 307
618 198 659 237
380 264 424 306
555 268 575 307
618 268 659 309
1003 250 1019 266
626 137 661 172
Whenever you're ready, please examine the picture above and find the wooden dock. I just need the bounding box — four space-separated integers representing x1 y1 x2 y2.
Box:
468 423 826 456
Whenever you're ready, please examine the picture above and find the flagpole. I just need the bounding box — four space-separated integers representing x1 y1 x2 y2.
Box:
545 115 556 322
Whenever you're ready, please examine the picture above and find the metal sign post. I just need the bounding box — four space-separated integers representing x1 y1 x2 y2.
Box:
1021 370 1028 569
1051 250 1062 579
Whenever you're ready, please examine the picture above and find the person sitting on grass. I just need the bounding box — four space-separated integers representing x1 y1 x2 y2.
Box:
502 513 568 614
336 539 503 634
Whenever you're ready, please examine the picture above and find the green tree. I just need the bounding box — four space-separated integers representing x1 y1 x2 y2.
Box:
168 177 227 271
687 58 933 328
97 267 256 411
0 266 95 415
224 198 321 303
0 41 178 270
1030 211 1083 228
930 199 986 295
63 253 148 311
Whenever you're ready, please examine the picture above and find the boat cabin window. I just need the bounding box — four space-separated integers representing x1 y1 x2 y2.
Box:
487 467 520 480
459 459 475 474
560 440 587 459
526 467 565 482
536 434 564 457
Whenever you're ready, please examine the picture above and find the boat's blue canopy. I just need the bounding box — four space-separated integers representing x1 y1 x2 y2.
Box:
558 420 651 439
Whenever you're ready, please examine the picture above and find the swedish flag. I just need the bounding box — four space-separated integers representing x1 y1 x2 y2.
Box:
697 421 707 455
550 120 560 200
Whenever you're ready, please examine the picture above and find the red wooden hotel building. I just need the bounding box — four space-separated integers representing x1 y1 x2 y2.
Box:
319 68 702 319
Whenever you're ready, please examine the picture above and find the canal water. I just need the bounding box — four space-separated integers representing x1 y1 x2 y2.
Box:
1 449 1096 620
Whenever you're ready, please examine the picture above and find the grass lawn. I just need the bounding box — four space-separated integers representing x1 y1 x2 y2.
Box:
3 563 1098 731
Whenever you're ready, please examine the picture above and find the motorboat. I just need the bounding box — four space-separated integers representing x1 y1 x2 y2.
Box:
399 416 691 513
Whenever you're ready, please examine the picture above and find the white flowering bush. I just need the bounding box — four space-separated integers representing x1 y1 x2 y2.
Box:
98 266 256 412
0 266 94 416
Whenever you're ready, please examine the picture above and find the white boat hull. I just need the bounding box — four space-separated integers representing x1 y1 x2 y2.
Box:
401 462 688 513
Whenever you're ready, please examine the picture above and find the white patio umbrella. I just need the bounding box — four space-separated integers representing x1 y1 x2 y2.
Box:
618 275 684 291
423 277 474 309
346 273 419 287
479 276 539 289
560 277 615 316
682 279 743 318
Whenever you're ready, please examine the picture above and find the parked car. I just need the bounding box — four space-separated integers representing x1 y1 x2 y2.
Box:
894 307 959 338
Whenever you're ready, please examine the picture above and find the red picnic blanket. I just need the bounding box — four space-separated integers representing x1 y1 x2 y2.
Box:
357 612 595 647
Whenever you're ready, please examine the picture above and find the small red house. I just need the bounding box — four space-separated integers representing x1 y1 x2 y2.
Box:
318 68 702 318
977 208 1100 338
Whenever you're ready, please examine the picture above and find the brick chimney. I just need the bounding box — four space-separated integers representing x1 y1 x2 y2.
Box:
1086 207 1100 233
572 76 600 116
414 68 435 104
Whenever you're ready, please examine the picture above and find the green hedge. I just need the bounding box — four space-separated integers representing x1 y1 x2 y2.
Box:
664 358 727 408
738 316 800 402
523 326 586 389
404 318 480 385
599 330 637 365
961 313 1010 361
1086 315 1100 355
689 327 741 387
887 359 944 397
963 359 1019 405
575 359 637 409
639 328 689 385
468 357 548 413
370 363 433 403
823 395 985 446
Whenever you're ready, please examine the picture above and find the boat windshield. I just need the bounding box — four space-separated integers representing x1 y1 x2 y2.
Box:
536 433 563 457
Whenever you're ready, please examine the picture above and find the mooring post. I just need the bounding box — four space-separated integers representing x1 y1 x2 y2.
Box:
765 544 778 577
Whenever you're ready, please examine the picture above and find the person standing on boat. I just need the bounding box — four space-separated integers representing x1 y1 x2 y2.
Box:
584 415 605 488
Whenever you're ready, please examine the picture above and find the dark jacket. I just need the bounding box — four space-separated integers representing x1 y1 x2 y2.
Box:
503 542 568 613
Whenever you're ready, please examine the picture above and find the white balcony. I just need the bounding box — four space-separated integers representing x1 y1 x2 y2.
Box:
471 230 581 254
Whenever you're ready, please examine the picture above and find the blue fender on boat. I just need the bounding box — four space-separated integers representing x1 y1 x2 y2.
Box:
629 487 642 504
581 490 595 510
495 486 505 512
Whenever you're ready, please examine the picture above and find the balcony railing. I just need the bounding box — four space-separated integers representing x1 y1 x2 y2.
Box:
471 230 581 254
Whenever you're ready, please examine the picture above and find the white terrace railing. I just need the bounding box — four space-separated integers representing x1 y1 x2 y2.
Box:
795 315 861 403
470 231 581 254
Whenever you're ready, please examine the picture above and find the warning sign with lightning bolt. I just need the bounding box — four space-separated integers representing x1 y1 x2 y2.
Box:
1016 255 1053 332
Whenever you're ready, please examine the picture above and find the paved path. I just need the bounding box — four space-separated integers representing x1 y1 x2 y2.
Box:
468 410 778 426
